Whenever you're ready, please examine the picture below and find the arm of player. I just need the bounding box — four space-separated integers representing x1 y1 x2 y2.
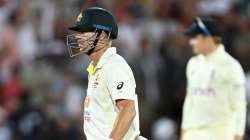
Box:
109 99 136 140
104 64 138 140
181 59 193 140
228 64 247 139
180 88 191 140
234 135 244 140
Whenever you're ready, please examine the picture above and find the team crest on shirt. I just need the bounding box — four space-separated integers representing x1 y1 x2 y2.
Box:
93 81 99 88
93 74 100 89
207 69 216 85
210 69 216 79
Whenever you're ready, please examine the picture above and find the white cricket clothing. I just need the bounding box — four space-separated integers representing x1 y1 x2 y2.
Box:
182 45 247 137
183 125 234 140
83 47 140 140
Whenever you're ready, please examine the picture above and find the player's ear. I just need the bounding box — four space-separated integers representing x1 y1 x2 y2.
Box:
99 31 107 40
199 35 207 42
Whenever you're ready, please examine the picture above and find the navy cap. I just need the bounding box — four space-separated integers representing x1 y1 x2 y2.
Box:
184 17 221 37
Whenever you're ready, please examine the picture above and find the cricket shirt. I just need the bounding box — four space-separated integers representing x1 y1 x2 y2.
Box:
83 47 140 140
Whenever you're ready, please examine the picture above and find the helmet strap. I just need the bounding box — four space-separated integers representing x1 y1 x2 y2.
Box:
86 30 102 55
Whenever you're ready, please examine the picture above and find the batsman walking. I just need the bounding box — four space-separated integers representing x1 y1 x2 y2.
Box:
66 7 145 140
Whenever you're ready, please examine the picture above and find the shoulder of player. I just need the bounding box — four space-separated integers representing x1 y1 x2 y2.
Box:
222 53 242 69
185 56 200 76
219 53 244 76
186 55 200 68
101 54 136 85
102 53 131 74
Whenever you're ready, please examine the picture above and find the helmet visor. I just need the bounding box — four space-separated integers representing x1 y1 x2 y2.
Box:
66 32 99 57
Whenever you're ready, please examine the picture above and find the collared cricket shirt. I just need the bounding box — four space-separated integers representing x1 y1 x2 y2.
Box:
83 47 140 140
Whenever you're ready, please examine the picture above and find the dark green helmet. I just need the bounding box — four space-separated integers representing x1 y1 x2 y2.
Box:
69 7 118 39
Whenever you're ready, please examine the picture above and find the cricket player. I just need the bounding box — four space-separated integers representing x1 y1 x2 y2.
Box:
181 17 247 140
66 7 144 140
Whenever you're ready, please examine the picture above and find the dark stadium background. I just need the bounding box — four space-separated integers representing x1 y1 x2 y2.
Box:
0 0 250 139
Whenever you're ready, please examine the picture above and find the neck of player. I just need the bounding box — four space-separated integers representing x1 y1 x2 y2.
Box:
89 43 110 67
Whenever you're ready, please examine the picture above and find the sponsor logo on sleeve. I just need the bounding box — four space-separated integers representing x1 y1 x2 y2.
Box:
117 81 124 90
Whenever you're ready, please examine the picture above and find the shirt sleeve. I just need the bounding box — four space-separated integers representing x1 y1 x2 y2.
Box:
181 84 192 129
181 59 193 129
104 64 136 101
228 63 247 136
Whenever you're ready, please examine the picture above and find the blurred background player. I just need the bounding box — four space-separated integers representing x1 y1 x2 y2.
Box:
67 7 143 140
181 17 247 140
